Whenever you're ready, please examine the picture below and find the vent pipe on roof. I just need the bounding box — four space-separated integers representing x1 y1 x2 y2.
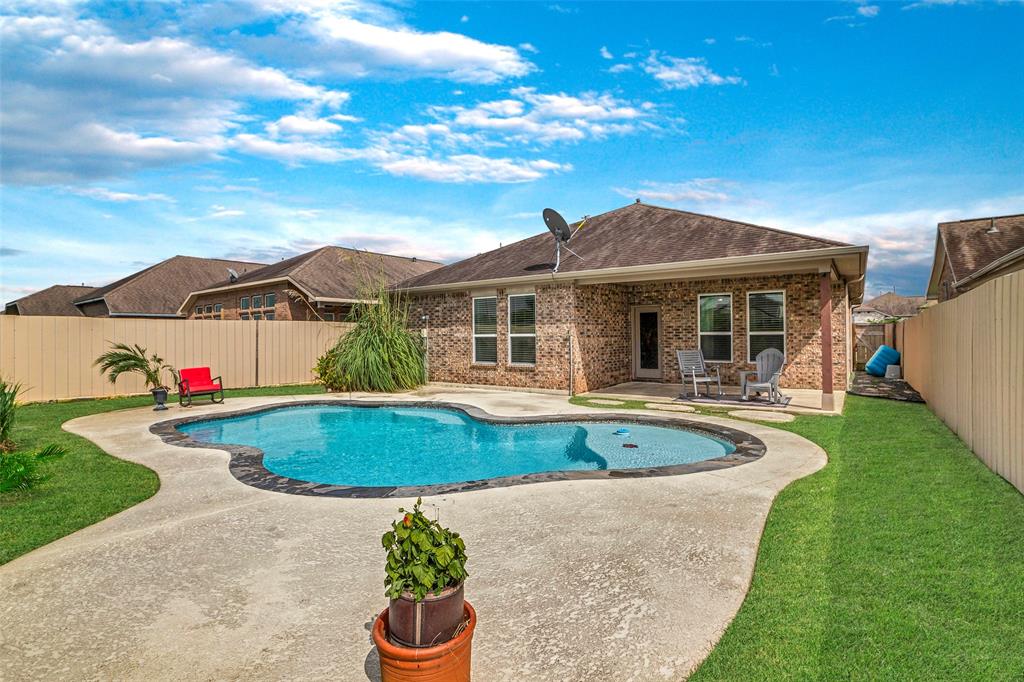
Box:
986 218 1000 234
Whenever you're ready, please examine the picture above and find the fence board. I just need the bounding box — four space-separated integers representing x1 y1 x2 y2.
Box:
898 270 1024 494
0 317 352 402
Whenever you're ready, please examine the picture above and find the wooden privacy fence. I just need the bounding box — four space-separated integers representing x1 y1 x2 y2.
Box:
854 322 897 369
0 316 353 402
898 270 1023 494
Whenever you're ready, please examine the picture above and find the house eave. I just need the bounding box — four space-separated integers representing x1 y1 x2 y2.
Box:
177 276 308 315
398 245 870 296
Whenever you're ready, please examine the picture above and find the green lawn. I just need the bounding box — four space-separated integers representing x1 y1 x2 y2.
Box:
0 383 328 565
575 394 1024 679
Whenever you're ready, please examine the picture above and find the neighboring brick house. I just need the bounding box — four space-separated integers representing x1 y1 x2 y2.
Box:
4 284 95 316
71 256 265 317
926 214 1024 302
852 292 926 325
180 246 442 321
399 202 869 410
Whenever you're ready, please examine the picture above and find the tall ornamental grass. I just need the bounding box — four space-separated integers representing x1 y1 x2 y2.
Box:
0 378 23 452
315 279 426 392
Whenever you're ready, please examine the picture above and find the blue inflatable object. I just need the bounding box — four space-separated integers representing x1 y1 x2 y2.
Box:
614 428 630 436
865 344 900 377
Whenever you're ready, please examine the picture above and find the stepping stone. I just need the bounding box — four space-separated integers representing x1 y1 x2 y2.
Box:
588 398 625 406
644 402 695 413
728 409 795 423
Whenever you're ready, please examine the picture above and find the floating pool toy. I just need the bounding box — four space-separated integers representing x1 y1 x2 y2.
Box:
622 443 639 449
613 428 630 436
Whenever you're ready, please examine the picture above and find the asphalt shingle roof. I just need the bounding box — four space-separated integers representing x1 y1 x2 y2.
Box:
5 284 95 316
938 214 1024 284
400 202 850 289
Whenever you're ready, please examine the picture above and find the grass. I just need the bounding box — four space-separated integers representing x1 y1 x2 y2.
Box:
0 383 328 565
575 393 1024 679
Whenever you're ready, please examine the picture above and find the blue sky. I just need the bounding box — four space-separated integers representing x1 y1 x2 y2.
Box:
2 0 1022 304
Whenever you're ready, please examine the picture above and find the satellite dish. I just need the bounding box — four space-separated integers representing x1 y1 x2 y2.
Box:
542 208 584 273
543 208 572 242
227 268 239 283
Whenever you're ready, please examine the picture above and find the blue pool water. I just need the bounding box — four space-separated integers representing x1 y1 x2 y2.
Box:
178 405 735 487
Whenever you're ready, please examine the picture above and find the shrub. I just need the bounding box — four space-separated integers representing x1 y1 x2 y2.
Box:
94 343 175 390
0 378 22 452
315 279 426 392
0 444 69 493
382 498 468 601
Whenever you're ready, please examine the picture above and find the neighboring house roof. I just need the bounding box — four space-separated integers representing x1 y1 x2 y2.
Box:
178 246 443 312
857 292 926 318
928 214 1024 298
4 284 95 316
399 202 868 298
75 255 266 317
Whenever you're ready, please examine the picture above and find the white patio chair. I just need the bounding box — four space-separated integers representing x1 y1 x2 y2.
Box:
676 349 722 399
743 348 786 403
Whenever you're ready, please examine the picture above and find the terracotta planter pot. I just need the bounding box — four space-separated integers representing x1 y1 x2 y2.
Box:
373 601 475 682
389 583 465 648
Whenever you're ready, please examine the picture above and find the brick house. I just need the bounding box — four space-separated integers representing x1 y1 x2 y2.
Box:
926 214 1024 302
180 246 442 321
399 202 869 410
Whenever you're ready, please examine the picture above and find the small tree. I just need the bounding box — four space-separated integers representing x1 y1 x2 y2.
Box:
315 278 426 392
94 343 175 390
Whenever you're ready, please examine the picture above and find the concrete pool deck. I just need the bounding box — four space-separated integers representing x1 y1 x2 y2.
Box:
0 387 826 681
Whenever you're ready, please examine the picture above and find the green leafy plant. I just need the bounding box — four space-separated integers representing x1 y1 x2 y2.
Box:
0 378 22 452
94 343 175 390
0 444 69 493
382 498 468 602
315 278 426 392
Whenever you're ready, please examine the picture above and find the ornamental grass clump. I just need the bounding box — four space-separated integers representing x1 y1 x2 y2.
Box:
382 498 468 602
315 278 426 393
0 378 21 452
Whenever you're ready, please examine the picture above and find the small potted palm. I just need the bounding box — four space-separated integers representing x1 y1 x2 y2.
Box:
372 498 475 681
94 343 176 410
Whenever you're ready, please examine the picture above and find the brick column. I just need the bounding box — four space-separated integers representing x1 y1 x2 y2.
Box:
819 270 834 411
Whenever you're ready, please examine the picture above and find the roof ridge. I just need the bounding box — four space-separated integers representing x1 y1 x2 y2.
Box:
940 212 1024 225
637 203 850 247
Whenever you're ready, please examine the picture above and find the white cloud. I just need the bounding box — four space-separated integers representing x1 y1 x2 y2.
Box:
460 15 468 23
734 35 772 47
642 52 744 90
66 187 175 202
858 5 881 17
608 63 633 74
247 5 534 84
232 134 357 164
902 0 969 9
518 42 539 54
614 179 731 204
599 45 613 59
703 37 716 45
266 114 353 138
377 154 570 183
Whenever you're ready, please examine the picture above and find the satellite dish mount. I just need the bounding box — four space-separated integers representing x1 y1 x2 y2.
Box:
542 208 584 273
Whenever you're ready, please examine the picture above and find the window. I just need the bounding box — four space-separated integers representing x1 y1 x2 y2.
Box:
252 294 263 309
265 312 275 321
195 306 202 316
240 296 250 310
508 294 536 365
322 313 335 321
472 296 497 364
204 304 213 314
252 312 263 320
241 313 250 320
698 294 732 362
748 291 786 362
214 303 222 314
264 292 276 307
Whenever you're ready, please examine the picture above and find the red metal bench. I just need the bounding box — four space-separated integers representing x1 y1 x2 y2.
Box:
177 367 224 407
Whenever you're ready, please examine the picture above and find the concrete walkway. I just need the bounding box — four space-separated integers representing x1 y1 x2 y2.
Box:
0 388 826 681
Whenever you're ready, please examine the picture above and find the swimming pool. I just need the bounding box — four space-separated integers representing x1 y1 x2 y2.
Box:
171 403 752 494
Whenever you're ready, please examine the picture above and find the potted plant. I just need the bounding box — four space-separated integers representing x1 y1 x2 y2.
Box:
373 498 475 681
94 343 176 411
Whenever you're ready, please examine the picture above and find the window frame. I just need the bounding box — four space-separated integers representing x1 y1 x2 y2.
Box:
322 312 334 321
264 292 276 307
213 303 222 316
240 312 250 320
252 312 263 321
264 312 275 321
240 296 250 310
195 306 202 316
746 289 786 363
697 292 733 364
507 293 537 366
472 296 498 365
251 294 263 309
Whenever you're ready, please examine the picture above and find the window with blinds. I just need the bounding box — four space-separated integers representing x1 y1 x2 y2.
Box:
508 294 536 365
698 293 732 362
472 296 497 363
747 291 786 361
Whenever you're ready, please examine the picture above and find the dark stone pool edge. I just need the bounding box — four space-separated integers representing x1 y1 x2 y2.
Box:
150 399 767 499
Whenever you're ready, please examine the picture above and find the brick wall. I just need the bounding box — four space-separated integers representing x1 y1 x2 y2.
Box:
189 284 351 321
408 272 851 394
